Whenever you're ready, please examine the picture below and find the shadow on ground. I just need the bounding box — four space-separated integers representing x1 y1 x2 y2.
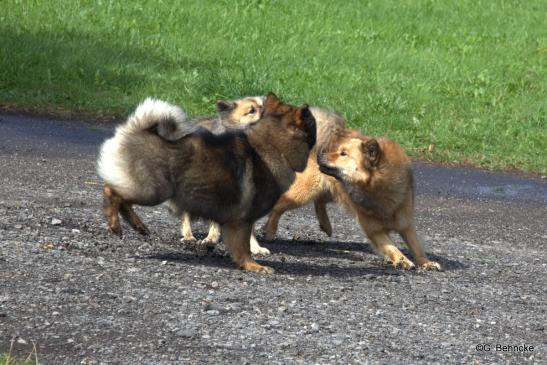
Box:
146 236 467 276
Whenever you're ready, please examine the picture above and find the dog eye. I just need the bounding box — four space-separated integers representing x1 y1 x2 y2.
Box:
340 151 347 156
248 107 256 115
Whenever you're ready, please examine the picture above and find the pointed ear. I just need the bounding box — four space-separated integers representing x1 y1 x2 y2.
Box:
295 104 316 148
362 139 381 167
216 100 235 113
297 104 312 121
264 92 281 113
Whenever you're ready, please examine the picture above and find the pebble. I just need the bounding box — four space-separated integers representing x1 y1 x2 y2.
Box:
311 323 320 332
177 328 198 338
211 281 219 288
51 218 62 226
206 310 220 316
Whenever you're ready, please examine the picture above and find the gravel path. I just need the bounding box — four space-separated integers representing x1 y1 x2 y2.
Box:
0 113 545 364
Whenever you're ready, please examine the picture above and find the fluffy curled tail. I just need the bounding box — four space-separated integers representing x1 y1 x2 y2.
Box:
124 97 193 141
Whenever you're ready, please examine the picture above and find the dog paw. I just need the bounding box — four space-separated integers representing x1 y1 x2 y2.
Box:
108 226 123 238
251 245 271 256
241 262 274 273
319 223 333 237
392 256 415 270
180 235 197 243
135 225 150 236
418 260 442 271
199 238 217 248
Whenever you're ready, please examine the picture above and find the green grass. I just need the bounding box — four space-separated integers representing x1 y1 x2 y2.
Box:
1 0 546 173
0 353 39 365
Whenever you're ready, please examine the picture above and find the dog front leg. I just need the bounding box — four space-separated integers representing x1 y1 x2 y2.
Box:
222 222 273 273
250 227 270 255
202 221 221 246
180 212 196 242
400 225 441 270
356 215 414 269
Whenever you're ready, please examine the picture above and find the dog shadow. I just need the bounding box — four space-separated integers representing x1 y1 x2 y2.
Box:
147 250 400 278
259 237 468 272
146 236 466 276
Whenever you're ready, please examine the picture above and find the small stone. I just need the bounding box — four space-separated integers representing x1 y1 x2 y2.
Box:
81 355 98 365
311 323 320 332
14 224 22 230
72 229 81 234
52 311 60 316
211 281 219 288
17 337 27 345
122 295 137 303
177 328 198 338
206 309 220 316
278 306 287 312
51 218 62 226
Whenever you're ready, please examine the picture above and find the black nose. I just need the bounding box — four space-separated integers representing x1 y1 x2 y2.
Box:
316 153 338 177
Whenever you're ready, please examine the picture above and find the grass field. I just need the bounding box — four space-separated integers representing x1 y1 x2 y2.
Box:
1 0 545 173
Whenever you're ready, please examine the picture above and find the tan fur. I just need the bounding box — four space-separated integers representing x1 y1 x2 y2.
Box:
99 93 316 273
317 131 440 270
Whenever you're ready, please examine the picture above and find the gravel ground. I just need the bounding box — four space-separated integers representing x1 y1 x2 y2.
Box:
0 114 545 364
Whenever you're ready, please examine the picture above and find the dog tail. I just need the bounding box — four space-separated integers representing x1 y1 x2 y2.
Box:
310 107 346 152
97 98 191 195
123 97 193 141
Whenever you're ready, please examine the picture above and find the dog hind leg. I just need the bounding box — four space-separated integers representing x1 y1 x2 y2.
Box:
222 222 273 273
263 197 298 241
119 203 150 235
103 185 123 236
314 198 333 236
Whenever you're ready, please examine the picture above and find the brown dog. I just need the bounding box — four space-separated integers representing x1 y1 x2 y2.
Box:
317 130 440 269
97 93 316 273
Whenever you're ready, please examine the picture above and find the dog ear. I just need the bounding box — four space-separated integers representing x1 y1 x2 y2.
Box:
362 139 381 167
295 104 316 148
264 92 281 113
297 104 312 120
216 100 235 113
